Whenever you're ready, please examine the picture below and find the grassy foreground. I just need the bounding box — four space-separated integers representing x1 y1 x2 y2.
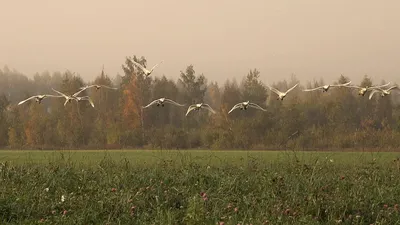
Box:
1 150 400 224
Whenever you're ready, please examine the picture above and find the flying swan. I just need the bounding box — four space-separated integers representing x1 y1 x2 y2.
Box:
369 85 398 100
228 101 267 113
267 83 299 101
18 94 64 105
131 60 164 77
52 88 94 107
142 98 185 108
79 84 117 91
185 103 216 116
303 81 351 92
346 82 391 96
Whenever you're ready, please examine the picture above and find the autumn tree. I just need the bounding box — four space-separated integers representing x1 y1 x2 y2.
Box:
50 72 91 148
177 65 209 147
205 82 221 111
120 56 153 147
86 68 120 147
0 94 9 147
241 69 268 104
178 65 207 105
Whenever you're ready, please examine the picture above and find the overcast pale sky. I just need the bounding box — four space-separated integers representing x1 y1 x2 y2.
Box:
1 0 399 86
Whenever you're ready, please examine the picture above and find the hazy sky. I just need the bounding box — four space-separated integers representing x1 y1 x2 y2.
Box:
1 0 400 86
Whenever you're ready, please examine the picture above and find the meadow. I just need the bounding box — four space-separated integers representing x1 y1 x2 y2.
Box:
1 150 400 224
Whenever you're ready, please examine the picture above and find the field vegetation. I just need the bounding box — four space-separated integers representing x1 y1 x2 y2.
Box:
1 150 400 224
1 55 400 224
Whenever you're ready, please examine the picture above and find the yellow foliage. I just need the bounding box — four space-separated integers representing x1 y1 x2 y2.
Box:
122 75 143 129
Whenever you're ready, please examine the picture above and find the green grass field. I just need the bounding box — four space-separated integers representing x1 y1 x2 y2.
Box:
1 150 400 224
1 149 399 166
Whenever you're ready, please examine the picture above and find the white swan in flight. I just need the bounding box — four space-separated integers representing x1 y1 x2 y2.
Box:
52 88 94 107
368 86 398 100
18 94 63 105
52 88 76 106
303 81 351 92
131 60 164 77
228 101 267 114
79 84 117 91
267 83 299 101
143 98 185 108
185 103 216 116
346 82 391 96
74 96 95 107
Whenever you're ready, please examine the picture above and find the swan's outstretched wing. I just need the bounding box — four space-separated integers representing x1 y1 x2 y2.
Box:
267 85 283 96
52 88 69 99
185 105 197 116
88 98 95 107
346 85 361 89
45 95 64 98
81 96 95 107
73 88 88 97
370 86 384 92
374 82 391 89
249 103 267 111
228 103 243 114
285 83 299 94
131 60 147 73
202 104 216 114
79 85 92 90
100 85 118 90
63 99 70 106
80 84 117 91
303 86 323 92
331 81 352 87
150 60 164 72
387 86 398 91
164 98 185 107
142 99 159 108
369 90 377 100
18 96 38 105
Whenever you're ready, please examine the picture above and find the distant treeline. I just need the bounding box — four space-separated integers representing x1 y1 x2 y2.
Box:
0 55 399 150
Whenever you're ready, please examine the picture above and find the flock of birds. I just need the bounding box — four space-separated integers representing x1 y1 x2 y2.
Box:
17 85 117 108
16 59 399 116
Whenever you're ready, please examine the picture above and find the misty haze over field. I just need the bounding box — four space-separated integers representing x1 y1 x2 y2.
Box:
1 0 400 85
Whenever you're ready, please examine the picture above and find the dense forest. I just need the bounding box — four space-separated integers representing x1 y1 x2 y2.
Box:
0 55 399 150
